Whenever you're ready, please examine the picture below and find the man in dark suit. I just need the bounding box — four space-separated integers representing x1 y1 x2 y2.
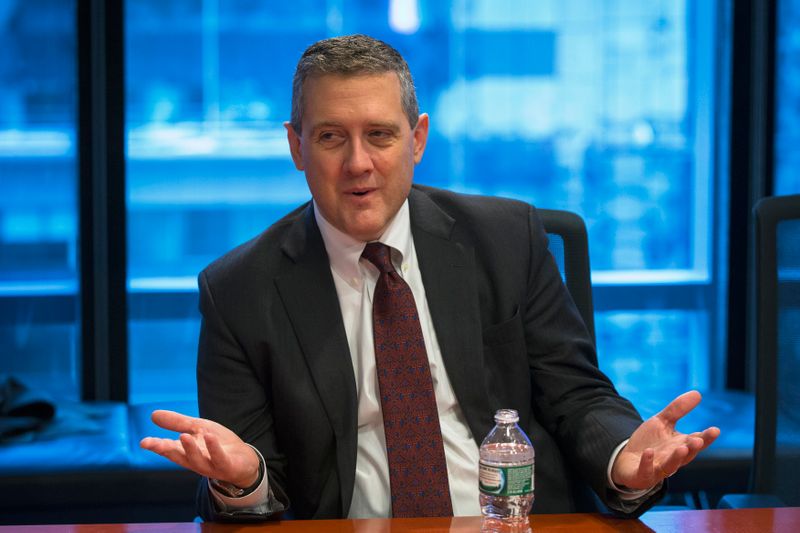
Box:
141 34 719 521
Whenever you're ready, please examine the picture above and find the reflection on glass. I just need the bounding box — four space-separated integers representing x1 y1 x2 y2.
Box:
0 0 79 399
125 1 722 402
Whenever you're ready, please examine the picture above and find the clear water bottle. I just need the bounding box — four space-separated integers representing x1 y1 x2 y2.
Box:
479 409 534 525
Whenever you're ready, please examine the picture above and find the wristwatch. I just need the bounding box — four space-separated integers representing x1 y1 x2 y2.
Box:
210 457 264 498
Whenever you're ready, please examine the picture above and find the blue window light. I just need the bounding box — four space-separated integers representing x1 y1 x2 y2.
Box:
115 1 726 403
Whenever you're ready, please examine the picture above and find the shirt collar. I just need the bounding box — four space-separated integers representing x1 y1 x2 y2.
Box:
314 199 413 290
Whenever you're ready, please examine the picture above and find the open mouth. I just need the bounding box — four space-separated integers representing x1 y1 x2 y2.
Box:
349 188 374 197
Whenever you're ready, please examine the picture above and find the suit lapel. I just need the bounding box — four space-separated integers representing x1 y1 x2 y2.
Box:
274 205 357 516
408 189 493 443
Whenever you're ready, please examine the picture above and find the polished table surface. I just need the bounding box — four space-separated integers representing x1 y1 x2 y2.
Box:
3 508 799 532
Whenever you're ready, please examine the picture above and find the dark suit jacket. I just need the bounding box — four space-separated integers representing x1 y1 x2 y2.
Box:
195 185 665 521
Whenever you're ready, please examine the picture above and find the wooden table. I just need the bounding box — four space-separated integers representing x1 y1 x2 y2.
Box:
2 508 798 532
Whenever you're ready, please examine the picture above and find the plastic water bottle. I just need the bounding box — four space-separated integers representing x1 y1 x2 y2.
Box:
479 409 534 526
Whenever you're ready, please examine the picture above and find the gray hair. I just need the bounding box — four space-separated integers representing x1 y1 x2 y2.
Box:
290 34 419 134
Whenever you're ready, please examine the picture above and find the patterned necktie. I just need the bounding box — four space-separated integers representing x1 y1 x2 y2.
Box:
361 242 453 518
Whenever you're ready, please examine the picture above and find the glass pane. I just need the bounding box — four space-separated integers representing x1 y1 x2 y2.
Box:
424 2 713 279
776 0 800 194
597 310 708 398
0 0 79 400
126 0 723 402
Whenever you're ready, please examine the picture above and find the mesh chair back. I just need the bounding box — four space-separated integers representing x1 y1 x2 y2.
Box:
753 194 800 506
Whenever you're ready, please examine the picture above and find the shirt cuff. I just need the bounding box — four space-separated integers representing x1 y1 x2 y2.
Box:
606 439 658 501
208 445 275 513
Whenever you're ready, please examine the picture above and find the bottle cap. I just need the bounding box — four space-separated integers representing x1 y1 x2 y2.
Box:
494 409 519 424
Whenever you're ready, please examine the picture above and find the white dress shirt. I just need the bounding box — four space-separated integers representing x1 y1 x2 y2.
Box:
315 199 481 518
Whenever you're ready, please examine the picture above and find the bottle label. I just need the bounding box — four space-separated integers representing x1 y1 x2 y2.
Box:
479 462 534 496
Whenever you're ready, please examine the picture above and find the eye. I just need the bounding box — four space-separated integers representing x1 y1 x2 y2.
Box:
368 130 395 144
317 131 344 145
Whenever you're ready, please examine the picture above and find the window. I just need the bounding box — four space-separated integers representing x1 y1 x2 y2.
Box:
776 0 800 194
0 0 79 400
124 0 725 403
125 1 308 402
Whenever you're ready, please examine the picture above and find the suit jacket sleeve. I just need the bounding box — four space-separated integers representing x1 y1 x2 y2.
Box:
195 269 289 521
520 204 666 517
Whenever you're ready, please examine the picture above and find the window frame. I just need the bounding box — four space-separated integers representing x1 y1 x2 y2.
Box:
78 0 128 401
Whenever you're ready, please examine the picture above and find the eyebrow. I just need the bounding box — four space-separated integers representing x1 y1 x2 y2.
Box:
309 121 343 134
366 121 401 132
309 120 402 135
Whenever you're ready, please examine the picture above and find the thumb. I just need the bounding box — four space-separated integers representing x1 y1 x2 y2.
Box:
657 390 702 425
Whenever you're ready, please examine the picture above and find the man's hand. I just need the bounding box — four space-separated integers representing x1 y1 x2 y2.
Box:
611 390 720 490
140 410 260 488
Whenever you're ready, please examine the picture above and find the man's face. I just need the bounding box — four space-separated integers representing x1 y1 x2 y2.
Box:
285 72 429 242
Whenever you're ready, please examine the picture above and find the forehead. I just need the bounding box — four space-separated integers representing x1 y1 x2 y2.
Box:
300 72 405 125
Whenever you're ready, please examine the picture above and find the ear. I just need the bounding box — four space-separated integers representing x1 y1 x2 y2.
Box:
284 121 305 171
412 113 429 164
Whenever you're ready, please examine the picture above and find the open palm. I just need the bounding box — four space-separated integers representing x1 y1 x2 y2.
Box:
611 390 720 490
140 410 260 488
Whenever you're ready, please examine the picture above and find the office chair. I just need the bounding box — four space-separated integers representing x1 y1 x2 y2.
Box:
539 208 596 356
540 208 756 511
720 194 800 508
541 208 729 512
751 194 800 505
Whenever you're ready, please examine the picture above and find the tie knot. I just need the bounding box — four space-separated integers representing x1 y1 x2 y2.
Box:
362 242 395 274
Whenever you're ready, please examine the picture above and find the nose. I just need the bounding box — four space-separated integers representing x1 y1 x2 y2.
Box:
344 137 374 176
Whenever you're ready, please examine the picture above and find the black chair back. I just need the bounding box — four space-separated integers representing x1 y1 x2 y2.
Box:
752 194 800 506
539 208 596 353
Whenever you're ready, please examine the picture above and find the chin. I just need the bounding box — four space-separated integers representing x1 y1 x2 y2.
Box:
355 230 383 242
345 218 387 242
349 226 384 242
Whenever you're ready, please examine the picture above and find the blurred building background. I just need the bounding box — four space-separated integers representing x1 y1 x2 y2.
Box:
0 0 798 408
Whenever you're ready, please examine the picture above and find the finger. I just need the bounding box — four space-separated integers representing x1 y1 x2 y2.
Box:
204 432 232 471
140 436 182 454
656 390 702 425
700 426 720 448
181 432 212 469
678 427 721 466
140 436 159 451
658 445 689 476
684 426 720 444
679 427 720 457
140 437 193 470
151 410 200 434
679 436 706 465
638 447 656 482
